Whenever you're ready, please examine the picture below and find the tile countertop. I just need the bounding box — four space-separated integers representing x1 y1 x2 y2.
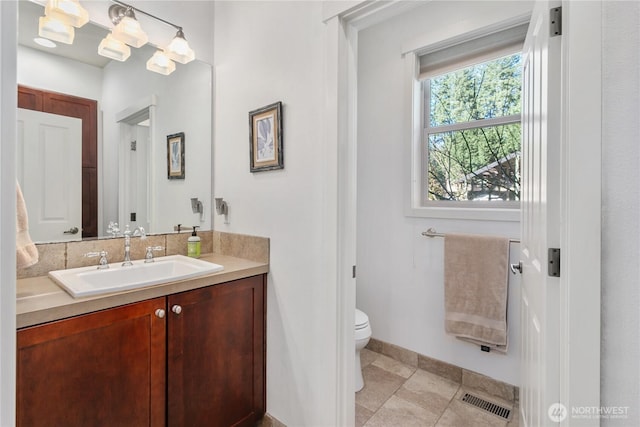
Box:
17 253 269 329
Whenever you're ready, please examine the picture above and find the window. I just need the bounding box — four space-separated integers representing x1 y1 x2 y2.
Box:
424 53 522 203
408 22 528 219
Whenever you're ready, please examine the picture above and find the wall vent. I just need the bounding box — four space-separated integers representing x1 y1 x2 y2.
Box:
460 392 512 420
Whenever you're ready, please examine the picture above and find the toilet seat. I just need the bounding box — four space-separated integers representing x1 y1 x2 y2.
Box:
355 308 369 330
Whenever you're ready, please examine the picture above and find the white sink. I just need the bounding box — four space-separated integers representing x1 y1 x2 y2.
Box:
49 255 224 298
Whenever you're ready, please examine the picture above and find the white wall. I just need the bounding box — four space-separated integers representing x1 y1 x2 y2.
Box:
101 52 212 234
212 1 335 425
17 46 103 101
601 1 640 424
356 1 532 386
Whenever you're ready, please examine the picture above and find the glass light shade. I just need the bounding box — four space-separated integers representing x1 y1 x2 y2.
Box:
98 33 131 62
38 15 75 45
166 32 195 64
146 50 176 75
45 0 89 28
112 16 148 48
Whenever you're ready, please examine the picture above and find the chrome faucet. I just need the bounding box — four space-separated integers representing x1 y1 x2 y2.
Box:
85 251 109 269
122 225 146 266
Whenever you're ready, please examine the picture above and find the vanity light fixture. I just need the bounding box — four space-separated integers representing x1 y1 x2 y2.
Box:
146 50 176 75
44 0 89 28
103 0 195 75
98 33 131 62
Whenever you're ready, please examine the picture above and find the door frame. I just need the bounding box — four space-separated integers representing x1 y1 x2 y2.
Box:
115 97 156 233
325 1 429 424
558 1 601 422
329 1 601 425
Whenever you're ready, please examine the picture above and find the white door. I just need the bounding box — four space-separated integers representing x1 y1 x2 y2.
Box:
120 122 149 230
17 108 82 243
519 1 562 426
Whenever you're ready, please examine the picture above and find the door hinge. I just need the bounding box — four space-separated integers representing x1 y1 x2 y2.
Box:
550 7 562 37
548 248 560 277
352 265 356 279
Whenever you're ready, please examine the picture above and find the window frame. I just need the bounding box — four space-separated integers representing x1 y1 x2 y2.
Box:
404 23 527 222
422 69 522 206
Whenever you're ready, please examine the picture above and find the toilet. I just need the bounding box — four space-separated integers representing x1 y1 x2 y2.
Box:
355 308 372 392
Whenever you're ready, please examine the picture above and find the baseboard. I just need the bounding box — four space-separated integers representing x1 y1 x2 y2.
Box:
257 412 287 427
366 337 519 403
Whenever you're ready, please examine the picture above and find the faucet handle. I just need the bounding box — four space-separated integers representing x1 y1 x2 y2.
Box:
85 251 109 269
106 221 120 237
144 246 164 263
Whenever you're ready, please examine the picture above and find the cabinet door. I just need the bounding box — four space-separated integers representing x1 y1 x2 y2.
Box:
168 275 265 427
17 298 167 427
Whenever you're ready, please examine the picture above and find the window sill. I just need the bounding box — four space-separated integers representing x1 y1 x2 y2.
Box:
405 204 520 222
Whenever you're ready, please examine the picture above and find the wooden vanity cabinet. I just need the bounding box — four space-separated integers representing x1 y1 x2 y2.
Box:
168 275 266 427
17 275 266 427
17 297 166 427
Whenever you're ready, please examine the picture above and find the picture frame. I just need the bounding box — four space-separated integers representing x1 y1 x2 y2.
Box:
249 101 283 172
167 132 185 179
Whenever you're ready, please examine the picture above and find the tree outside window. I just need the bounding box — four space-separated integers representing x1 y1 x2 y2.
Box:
424 53 522 202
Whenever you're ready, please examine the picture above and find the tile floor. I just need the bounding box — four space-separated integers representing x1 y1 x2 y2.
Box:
356 348 520 427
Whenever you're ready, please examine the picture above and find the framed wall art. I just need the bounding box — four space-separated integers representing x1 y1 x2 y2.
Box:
167 132 185 179
249 102 283 172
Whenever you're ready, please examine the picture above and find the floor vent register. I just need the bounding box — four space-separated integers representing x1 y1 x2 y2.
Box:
460 392 512 420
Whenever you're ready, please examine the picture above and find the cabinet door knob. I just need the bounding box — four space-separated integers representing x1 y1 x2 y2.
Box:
171 305 182 315
155 309 166 319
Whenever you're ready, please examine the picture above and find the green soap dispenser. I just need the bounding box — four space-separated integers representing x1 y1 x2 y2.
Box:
187 226 201 258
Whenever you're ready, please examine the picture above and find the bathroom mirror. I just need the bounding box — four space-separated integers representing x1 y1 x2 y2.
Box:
17 0 212 243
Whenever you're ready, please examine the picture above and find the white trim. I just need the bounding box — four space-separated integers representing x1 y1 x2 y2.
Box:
114 95 157 123
426 114 521 134
322 0 368 22
324 0 423 29
0 1 17 424
559 1 601 424
324 15 349 426
328 1 424 424
407 205 520 222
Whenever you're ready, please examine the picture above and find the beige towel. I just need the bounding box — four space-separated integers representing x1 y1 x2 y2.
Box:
16 182 39 269
444 233 509 352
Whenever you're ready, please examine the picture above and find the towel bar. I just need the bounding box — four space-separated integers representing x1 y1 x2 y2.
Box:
421 227 520 244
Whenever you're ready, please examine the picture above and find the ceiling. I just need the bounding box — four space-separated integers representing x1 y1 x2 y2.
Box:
18 0 112 68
